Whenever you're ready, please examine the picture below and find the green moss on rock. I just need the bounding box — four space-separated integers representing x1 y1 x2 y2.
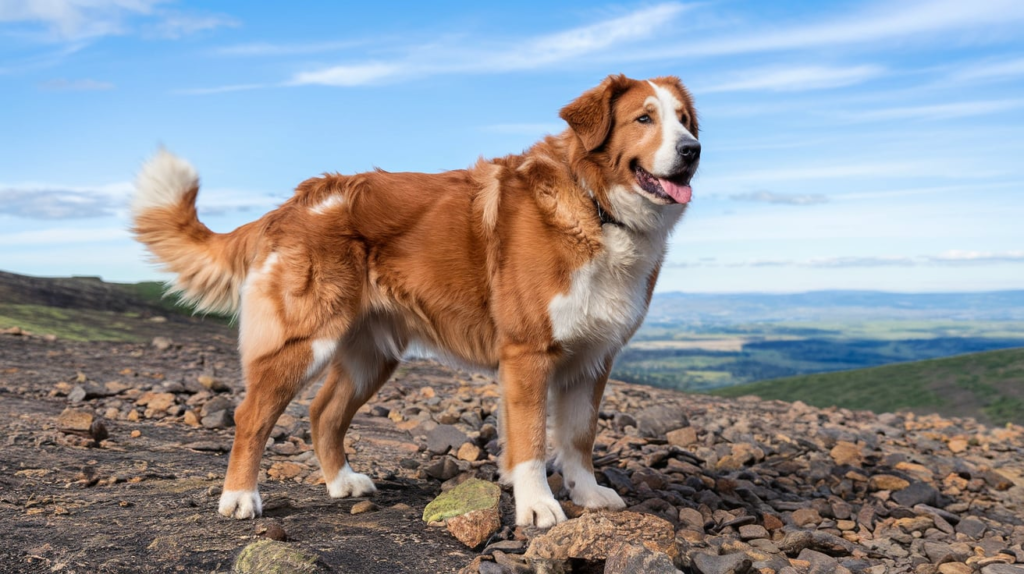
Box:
422 478 500 523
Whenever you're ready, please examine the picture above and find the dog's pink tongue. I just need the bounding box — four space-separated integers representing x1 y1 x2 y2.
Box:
659 179 692 203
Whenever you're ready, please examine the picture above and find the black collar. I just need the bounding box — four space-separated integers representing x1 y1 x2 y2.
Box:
592 196 624 227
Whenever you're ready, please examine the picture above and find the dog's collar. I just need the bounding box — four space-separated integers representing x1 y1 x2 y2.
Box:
591 196 623 228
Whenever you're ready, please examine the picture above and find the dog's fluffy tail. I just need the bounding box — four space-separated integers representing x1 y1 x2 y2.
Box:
131 150 259 315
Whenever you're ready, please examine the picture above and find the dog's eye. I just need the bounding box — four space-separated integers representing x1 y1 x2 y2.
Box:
637 114 652 124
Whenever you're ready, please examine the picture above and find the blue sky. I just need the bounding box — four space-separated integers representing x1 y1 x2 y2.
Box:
1 0 1022 293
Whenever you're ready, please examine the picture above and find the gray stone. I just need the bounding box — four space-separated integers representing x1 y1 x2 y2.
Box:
605 544 682 574
891 481 940 507
797 549 839 574
956 517 987 539
635 405 689 438
692 552 751 574
981 566 1024 574
427 424 469 455
201 409 234 429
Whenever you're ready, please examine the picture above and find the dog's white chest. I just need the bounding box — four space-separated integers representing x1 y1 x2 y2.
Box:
548 226 660 351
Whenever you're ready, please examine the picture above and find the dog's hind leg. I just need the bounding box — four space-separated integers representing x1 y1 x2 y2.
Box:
309 316 403 499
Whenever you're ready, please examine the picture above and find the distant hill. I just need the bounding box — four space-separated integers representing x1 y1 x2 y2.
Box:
0 270 228 341
710 348 1024 426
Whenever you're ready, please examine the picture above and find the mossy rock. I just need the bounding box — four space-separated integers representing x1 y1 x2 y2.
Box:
234 539 321 574
422 478 501 523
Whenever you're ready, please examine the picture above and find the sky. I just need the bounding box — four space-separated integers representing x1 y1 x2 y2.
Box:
0 0 1022 293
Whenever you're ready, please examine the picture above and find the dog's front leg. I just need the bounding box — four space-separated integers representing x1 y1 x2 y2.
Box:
551 355 626 512
499 345 567 528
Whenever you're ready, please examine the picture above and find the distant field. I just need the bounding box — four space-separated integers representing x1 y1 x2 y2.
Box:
710 348 1024 426
612 320 1024 393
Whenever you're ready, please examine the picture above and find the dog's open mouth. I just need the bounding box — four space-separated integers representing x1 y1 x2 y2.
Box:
634 164 692 204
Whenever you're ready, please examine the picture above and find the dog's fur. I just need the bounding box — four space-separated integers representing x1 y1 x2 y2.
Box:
132 74 699 527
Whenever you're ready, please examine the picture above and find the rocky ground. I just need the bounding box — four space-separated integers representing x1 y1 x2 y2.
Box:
2 325 1023 574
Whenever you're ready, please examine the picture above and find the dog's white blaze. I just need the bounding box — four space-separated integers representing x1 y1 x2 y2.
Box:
325 462 376 498
310 194 345 215
218 489 262 519
305 338 338 379
507 459 566 527
647 81 692 176
548 224 656 350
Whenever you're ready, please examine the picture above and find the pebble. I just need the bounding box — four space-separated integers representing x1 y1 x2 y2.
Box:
350 501 378 515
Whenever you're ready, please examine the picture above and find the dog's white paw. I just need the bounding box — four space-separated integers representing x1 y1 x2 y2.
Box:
326 464 376 498
218 489 262 519
516 495 567 528
571 483 626 510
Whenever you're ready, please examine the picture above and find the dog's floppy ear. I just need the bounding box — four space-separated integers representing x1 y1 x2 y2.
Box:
560 74 634 152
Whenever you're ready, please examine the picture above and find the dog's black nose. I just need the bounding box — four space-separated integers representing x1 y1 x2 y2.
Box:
677 139 701 161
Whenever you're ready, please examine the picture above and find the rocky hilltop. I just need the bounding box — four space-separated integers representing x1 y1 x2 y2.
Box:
1 324 1023 574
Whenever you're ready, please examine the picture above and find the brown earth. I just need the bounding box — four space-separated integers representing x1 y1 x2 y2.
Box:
3 317 1024 574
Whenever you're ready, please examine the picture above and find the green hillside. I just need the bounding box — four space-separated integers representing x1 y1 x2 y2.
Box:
710 348 1024 426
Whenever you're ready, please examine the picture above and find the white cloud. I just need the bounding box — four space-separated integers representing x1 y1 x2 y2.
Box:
843 99 1024 122
214 40 365 57
950 57 1024 82
730 191 829 205
0 0 235 42
287 4 690 87
0 226 129 246
701 65 884 93
290 62 404 87
647 0 1024 59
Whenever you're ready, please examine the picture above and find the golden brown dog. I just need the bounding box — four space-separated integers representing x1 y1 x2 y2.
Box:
132 74 700 527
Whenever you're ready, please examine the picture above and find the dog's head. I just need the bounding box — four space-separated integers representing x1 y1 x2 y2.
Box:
560 75 699 206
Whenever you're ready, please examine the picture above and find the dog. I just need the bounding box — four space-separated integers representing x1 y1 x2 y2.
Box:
131 74 699 527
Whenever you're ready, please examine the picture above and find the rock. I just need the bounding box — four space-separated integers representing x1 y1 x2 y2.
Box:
798 549 839 574
183 410 201 427
891 482 940 507
201 396 233 417
68 385 88 403
778 530 813 556
525 511 678 562
447 508 501 549
868 474 910 491
197 374 230 393
635 405 688 438
89 419 109 442
57 408 94 432
202 410 234 429
955 517 987 539
268 462 304 481
792 508 822 527
350 501 378 515
679 507 706 532
605 544 683 574
427 425 469 455
457 442 482 462
830 441 863 466
257 522 288 541
666 427 698 447
981 566 1024 574
938 564 973 574
422 478 500 523
739 524 769 540
233 539 320 574
151 336 173 351
423 457 459 481
947 438 968 453
614 413 638 430
691 552 752 574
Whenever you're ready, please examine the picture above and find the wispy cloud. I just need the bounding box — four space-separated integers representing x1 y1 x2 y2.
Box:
730 191 829 205
213 39 368 57
646 0 1024 59
0 226 130 246
0 182 130 219
701 65 884 93
196 3 691 91
175 83 270 95
843 99 1024 122
949 56 1024 83
38 78 114 91
0 0 235 42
